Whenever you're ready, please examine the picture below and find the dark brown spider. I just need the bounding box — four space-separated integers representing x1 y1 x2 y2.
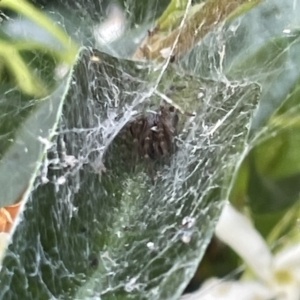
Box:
103 103 193 183
127 104 179 161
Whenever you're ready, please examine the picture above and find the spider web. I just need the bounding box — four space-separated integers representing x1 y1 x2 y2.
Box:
0 1 262 299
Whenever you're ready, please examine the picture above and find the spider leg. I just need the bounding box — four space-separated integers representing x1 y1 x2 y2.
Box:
147 160 155 185
143 130 156 184
172 112 179 135
143 136 151 159
129 121 141 171
159 140 168 156
141 114 157 158
151 125 162 157
152 140 161 158
131 138 139 172
157 125 169 156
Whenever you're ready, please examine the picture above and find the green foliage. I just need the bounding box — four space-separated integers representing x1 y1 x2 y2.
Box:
0 0 78 208
1 0 300 299
0 46 259 299
0 0 77 97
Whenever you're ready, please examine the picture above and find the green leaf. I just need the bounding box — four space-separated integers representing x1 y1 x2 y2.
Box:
0 0 77 61
0 71 72 208
0 1 78 97
229 32 300 131
218 0 300 228
0 49 259 299
120 0 170 25
228 28 300 214
0 41 48 96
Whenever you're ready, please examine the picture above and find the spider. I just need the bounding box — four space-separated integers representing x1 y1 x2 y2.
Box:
104 102 194 183
127 104 179 162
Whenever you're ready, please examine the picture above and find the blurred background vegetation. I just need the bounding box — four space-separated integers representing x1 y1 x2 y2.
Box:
1 0 300 299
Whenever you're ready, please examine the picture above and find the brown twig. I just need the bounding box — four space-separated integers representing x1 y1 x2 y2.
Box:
132 0 261 61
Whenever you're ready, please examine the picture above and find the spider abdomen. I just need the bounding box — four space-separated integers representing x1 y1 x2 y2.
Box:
128 106 178 161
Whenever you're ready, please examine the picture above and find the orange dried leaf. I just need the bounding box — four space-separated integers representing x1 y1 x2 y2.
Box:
0 202 22 233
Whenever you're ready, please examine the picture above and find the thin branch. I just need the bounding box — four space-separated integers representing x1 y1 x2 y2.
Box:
133 0 262 61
